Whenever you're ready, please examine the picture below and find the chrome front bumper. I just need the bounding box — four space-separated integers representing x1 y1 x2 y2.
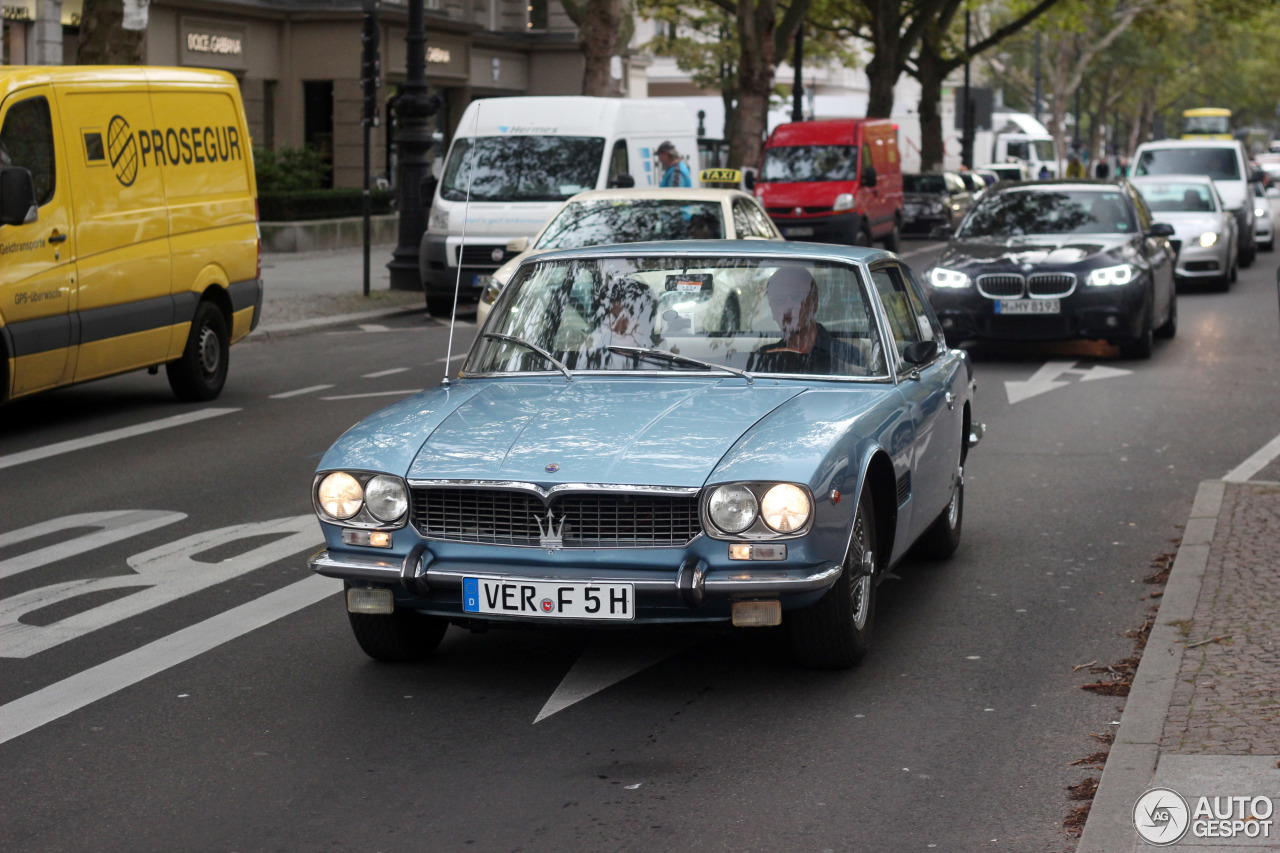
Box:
308 548 842 606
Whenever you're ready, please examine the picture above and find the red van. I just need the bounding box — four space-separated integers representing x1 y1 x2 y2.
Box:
754 119 904 251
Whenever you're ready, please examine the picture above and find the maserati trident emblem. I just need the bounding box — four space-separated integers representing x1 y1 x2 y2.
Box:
535 508 566 550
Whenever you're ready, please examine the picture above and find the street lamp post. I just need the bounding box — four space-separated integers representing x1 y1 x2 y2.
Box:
386 0 441 291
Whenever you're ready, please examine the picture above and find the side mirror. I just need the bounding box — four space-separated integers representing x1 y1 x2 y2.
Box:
743 170 756 191
1147 222 1176 239
0 165 38 227
902 339 939 366
1250 168 1266 184
505 236 529 253
861 166 878 189
928 224 954 241
609 173 635 189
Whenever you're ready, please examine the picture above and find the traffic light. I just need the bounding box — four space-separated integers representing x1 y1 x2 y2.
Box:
361 4 381 126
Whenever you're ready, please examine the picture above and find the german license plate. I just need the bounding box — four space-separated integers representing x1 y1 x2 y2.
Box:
473 273 493 289
462 577 634 620
995 298 1060 314
784 226 814 237
904 204 920 216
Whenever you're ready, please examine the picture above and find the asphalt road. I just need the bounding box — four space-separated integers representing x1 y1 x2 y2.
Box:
2 238 1278 852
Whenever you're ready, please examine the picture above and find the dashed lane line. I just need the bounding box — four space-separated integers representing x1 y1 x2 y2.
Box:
269 384 335 399
362 367 410 378
0 575 339 746
0 408 240 471
320 390 424 401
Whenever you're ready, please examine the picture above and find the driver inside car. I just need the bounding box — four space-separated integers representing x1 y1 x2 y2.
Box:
749 265 863 375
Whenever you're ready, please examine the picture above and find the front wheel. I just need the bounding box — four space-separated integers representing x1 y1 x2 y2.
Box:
788 484 877 669
1119 307 1154 360
166 300 229 401
881 221 902 253
348 605 448 662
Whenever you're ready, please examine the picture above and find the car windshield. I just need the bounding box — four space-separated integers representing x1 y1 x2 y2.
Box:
1133 181 1219 212
904 174 947 193
536 200 726 250
958 188 1137 237
469 256 887 379
762 146 859 182
1182 115 1231 135
1135 147 1240 181
440 136 605 202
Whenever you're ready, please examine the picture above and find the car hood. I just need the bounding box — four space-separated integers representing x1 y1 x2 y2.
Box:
938 233 1132 269
757 181 853 208
1212 180 1247 211
399 379 808 487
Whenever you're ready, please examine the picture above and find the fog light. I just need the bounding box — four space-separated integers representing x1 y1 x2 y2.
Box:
732 600 781 627
728 543 787 560
347 587 394 614
342 529 394 548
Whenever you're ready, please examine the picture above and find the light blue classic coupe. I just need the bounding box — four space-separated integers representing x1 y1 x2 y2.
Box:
310 241 983 668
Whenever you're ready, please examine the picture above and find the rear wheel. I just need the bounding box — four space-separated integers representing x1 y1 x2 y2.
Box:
348 605 448 662
914 468 964 559
788 485 877 669
166 300 229 401
1239 241 1255 269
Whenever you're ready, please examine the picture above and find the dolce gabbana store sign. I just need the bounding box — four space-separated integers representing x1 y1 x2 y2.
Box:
385 29 468 82
180 17 247 71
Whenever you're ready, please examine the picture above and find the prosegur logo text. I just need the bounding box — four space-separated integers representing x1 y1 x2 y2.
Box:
98 115 245 187
1134 788 1274 845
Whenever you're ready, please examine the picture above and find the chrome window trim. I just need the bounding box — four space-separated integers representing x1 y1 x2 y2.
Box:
406 479 701 498
456 368 894 384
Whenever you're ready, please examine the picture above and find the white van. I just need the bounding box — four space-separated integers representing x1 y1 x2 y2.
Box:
1131 138 1262 268
418 96 698 314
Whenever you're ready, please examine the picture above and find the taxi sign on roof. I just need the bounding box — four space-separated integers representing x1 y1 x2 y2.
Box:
699 168 742 184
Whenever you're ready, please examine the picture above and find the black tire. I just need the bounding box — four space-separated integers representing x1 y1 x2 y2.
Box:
1120 321 1153 360
1239 242 1255 269
852 226 874 248
426 294 455 318
1261 239 1274 253
914 470 964 559
166 300 229 401
788 485 877 669
881 221 902 253
348 606 448 662
1155 291 1177 339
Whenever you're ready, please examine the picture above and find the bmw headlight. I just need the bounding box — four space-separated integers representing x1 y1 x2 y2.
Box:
1198 232 1218 248
760 484 812 533
317 472 363 519
929 267 971 288
708 485 758 534
1086 264 1136 286
364 475 409 522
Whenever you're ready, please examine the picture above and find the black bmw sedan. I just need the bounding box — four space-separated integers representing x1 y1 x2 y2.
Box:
923 180 1178 359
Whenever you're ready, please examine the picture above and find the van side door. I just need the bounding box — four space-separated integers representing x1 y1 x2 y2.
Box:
0 87 76 398
54 80 173 383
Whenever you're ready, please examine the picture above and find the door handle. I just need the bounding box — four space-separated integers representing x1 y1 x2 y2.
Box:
48 233 68 244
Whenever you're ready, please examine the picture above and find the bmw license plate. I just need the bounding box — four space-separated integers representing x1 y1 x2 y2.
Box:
784 226 814 237
462 577 634 620
995 299 1060 315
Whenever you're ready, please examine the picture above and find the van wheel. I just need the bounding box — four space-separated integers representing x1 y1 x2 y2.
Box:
881 221 901 253
426 295 455 318
852 227 873 248
167 301 229 401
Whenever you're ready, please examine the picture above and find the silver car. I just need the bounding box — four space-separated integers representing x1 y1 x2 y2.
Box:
1252 181 1274 252
1131 175 1238 290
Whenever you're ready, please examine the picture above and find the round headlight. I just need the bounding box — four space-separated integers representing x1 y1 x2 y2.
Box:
1198 231 1218 248
760 484 811 533
318 472 363 519
365 475 408 522
709 485 758 534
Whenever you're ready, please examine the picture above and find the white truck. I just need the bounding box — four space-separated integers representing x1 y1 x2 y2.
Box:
419 96 699 315
974 112 1059 179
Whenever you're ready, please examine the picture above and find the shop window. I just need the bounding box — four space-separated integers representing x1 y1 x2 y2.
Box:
0 95 56 206
303 80 334 188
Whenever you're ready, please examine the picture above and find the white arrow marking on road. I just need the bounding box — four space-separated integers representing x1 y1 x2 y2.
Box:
0 510 186 582
1004 361 1132 404
534 633 695 724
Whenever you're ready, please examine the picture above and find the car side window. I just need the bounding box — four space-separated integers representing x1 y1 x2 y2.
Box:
731 199 753 238
607 140 629 185
1128 188 1153 231
734 198 776 238
870 264 932 361
0 95 56 206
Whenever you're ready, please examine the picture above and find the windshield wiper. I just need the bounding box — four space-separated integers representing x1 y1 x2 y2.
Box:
484 333 573 381
607 346 753 384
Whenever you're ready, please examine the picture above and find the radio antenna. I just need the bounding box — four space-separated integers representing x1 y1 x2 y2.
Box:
441 101 482 387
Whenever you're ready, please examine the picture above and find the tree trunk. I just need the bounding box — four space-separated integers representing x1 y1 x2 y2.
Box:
77 0 146 65
577 0 622 96
726 0 775 169
864 50 900 119
915 43 946 171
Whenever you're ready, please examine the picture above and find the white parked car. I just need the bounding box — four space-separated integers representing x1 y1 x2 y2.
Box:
476 188 784 324
1252 181 1274 252
1130 175 1239 289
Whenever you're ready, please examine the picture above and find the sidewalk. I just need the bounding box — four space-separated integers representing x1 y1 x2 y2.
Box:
1079 478 1280 852
253 243 428 336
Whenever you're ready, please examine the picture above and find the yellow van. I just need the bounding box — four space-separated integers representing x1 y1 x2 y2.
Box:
0 66 261 403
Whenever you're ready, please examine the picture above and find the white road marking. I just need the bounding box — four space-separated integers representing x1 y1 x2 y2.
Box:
897 243 945 260
1005 361 1132 404
0 575 339 746
0 408 239 471
434 354 468 363
0 515 320 658
321 390 423 400
270 384 335 399
534 633 694 723
362 367 410 378
1224 432 1280 483
358 324 390 332
0 511 185 582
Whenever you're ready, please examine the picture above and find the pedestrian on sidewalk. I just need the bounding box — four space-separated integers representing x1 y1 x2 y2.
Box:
657 141 692 188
